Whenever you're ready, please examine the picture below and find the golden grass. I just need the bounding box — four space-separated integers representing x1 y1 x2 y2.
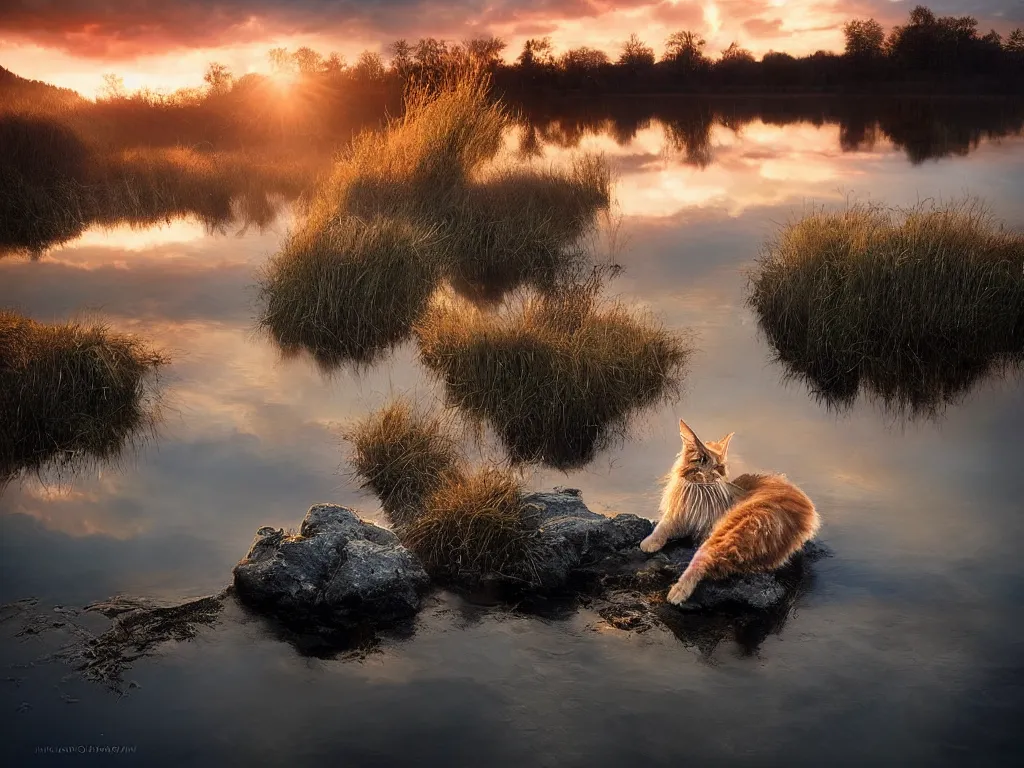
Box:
0 310 167 484
258 216 439 367
257 69 610 367
403 467 543 585
345 399 463 528
444 156 611 300
414 276 691 468
346 400 546 585
748 200 1024 414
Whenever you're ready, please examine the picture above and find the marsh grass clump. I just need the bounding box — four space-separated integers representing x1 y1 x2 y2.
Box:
257 217 439 368
346 399 463 528
748 200 1024 415
334 70 509 219
346 400 545 585
404 467 544 585
257 70 611 367
414 276 691 468
444 156 612 301
0 310 167 484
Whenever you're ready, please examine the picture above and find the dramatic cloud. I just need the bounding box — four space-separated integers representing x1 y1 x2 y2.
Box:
1 1 1020 94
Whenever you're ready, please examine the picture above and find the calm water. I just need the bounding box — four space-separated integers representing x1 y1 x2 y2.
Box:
2 99 1024 766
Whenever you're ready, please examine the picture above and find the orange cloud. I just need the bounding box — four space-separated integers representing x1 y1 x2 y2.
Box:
1 1 1020 95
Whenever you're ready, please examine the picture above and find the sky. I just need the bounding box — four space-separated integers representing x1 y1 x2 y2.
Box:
1 1 1022 97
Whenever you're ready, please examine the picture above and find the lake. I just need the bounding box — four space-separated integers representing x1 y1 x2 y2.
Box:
2 97 1023 766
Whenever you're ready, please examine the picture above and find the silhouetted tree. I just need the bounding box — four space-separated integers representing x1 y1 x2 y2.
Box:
414 38 449 70
518 37 555 67
293 47 324 74
465 36 507 67
353 51 386 83
720 42 755 64
1007 28 1024 54
560 47 609 71
664 30 708 67
844 19 886 59
390 40 413 76
618 34 655 68
323 53 347 74
203 62 233 93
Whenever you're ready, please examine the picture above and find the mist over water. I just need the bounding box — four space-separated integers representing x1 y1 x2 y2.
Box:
2 98 1023 766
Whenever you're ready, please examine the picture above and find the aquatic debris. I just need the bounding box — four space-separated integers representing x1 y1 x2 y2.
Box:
1 594 224 695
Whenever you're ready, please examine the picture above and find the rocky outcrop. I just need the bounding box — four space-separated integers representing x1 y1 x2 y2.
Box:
520 488 826 611
233 504 430 625
233 492 828 631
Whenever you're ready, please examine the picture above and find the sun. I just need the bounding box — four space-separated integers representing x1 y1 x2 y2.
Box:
270 68 299 93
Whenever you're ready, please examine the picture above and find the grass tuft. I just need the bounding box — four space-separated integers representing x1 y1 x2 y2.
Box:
748 199 1024 415
345 399 463 528
414 274 691 468
257 216 439 367
403 467 543 585
345 400 546 585
257 69 610 367
0 310 167 484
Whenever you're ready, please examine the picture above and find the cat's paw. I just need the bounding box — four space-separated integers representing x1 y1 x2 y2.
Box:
666 580 696 605
639 535 663 553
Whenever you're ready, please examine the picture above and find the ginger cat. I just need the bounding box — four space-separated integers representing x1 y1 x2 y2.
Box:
641 418 820 605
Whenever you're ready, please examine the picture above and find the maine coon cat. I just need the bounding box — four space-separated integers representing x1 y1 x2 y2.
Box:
641 418 820 605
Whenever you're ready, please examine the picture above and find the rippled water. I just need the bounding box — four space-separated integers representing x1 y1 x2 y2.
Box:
2 98 1023 766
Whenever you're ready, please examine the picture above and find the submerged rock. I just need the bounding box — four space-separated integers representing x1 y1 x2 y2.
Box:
233 504 430 625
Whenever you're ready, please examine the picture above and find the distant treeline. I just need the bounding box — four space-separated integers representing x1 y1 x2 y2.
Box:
1 5 1021 151
113 4 1024 100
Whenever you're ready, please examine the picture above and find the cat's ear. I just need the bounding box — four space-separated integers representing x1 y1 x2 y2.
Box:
679 418 703 448
717 432 735 459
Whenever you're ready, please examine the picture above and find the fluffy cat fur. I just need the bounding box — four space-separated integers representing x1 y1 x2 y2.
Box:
641 418 820 605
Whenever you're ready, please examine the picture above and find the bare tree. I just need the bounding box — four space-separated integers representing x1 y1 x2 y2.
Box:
99 73 126 100
203 62 233 93
518 37 555 67
618 34 655 68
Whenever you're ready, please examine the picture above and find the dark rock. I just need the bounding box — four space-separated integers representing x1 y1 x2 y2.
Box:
233 504 429 625
595 537 831 611
518 490 655 589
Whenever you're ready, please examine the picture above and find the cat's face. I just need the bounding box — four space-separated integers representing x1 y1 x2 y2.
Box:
678 418 734 485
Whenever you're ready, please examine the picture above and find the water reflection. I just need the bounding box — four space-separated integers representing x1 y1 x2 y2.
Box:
0 113 317 256
1 99 1023 764
517 96 1024 165
767 342 1023 420
0 311 167 489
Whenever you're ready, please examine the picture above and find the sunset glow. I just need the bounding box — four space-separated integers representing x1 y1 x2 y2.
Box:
2 0 1021 97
